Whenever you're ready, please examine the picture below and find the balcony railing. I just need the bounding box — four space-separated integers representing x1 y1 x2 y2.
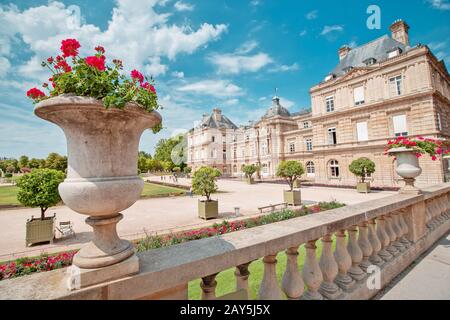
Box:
0 184 449 300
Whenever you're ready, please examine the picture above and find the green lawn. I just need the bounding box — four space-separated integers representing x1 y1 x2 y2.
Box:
0 182 186 206
188 238 337 299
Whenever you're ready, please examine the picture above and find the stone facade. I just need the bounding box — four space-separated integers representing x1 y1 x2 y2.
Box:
187 20 450 188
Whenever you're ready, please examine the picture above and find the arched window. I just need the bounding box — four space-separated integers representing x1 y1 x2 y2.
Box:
306 161 315 174
329 160 340 177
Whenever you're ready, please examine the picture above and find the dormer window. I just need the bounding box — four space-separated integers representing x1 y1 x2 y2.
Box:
387 47 402 58
325 73 336 81
343 66 353 73
363 57 377 66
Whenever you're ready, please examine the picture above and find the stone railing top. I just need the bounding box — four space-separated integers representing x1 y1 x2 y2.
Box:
1 183 449 300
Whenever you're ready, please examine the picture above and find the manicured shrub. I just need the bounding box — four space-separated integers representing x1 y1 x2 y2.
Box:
242 164 259 178
16 169 65 220
276 160 305 191
192 166 221 201
349 158 375 183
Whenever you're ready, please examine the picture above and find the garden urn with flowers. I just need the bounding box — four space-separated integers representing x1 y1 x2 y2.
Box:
27 39 162 288
386 136 443 194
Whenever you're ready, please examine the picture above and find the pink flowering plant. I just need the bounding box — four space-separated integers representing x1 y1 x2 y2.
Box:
385 136 445 161
26 39 161 132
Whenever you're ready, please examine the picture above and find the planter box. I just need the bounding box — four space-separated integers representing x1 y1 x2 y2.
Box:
357 182 370 193
198 200 219 220
293 180 300 188
284 190 301 206
26 216 55 247
246 177 255 184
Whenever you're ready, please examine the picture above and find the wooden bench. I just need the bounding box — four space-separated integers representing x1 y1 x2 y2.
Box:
257 202 287 214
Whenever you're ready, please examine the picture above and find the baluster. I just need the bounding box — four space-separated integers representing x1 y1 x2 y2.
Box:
368 219 384 266
376 216 394 261
201 273 218 300
319 234 341 299
358 222 373 272
432 199 441 226
391 212 406 252
282 247 304 300
334 230 355 290
398 210 411 247
347 226 365 281
384 214 400 256
259 254 282 300
438 196 447 222
426 202 435 230
302 240 323 300
235 262 251 300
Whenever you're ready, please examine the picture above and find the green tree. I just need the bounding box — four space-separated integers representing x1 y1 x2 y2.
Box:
28 158 42 169
18 155 29 169
349 158 376 183
154 135 186 169
183 166 192 174
276 160 305 191
242 164 258 178
192 166 221 201
147 159 162 172
45 153 67 172
16 169 65 220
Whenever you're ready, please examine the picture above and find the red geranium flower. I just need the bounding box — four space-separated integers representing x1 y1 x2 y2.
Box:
47 57 54 64
55 60 72 73
131 69 144 83
26 88 46 99
141 82 156 94
61 39 81 58
94 46 105 54
85 55 106 71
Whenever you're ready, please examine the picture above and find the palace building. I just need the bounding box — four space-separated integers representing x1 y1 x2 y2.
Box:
187 20 450 188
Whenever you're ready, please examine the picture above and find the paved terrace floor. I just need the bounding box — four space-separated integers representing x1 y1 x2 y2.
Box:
0 178 395 261
380 232 450 300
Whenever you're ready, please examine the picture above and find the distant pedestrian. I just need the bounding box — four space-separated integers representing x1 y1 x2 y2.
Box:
189 187 193 198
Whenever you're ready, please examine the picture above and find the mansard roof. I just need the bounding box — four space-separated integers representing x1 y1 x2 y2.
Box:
196 111 238 130
331 35 410 77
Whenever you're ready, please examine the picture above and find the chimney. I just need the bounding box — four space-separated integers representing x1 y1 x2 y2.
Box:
338 45 351 61
390 19 410 46
212 108 222 122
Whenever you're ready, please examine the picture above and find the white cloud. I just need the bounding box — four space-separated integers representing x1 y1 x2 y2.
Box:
177 79 243 97
171 71 184 78
268 63 299 73
428 0 450 10
0 0 227 80
144 56 168 76
174 1 194 11
0 57 11 78
236 40 259 54
250 0 261 6
223 98 239 106
279 97 295 109
306 10 318 20
320 25 344 35
299 29 307 37
258 96 267 102
208 52 272 74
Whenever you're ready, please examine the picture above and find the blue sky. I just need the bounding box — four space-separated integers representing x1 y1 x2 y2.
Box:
0 0 449 158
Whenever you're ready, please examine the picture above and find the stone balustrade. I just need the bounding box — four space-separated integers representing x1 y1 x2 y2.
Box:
0 183 449 300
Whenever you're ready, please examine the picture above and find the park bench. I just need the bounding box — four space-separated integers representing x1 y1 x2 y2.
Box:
257 202 287 214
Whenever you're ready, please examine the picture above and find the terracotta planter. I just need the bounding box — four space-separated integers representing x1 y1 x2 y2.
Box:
25 215 55 247
35 95 161 269
198 200 218 219
388 147 422 194
284 190 301 206
356 182 370 193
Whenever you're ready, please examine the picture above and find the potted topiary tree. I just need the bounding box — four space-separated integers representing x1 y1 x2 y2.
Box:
276 160 304 206
192 166 221 219
17 169 65 246
172 166 181 177
183 166 192 178
242 164 258 184
349 158 375 193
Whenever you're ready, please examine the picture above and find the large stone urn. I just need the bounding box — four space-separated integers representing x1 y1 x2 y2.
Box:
388 147 422 194
35 95 161 287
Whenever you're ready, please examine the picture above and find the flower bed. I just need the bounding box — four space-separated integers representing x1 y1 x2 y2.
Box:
0 251 76 280
0 201 345 281
136 201 345 251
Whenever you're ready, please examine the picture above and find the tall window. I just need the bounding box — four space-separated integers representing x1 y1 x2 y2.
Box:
393 114 408 137
389 75 402 96
305 138 313 151
212 136 215 142
356 122 369 141
326 96 335 113
289 142 295 153
329 160 340 177
262 164 268 174
437 113 442 131
328 127 337 145
261 142 268 155
353 86 365 105
306 161 315 175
